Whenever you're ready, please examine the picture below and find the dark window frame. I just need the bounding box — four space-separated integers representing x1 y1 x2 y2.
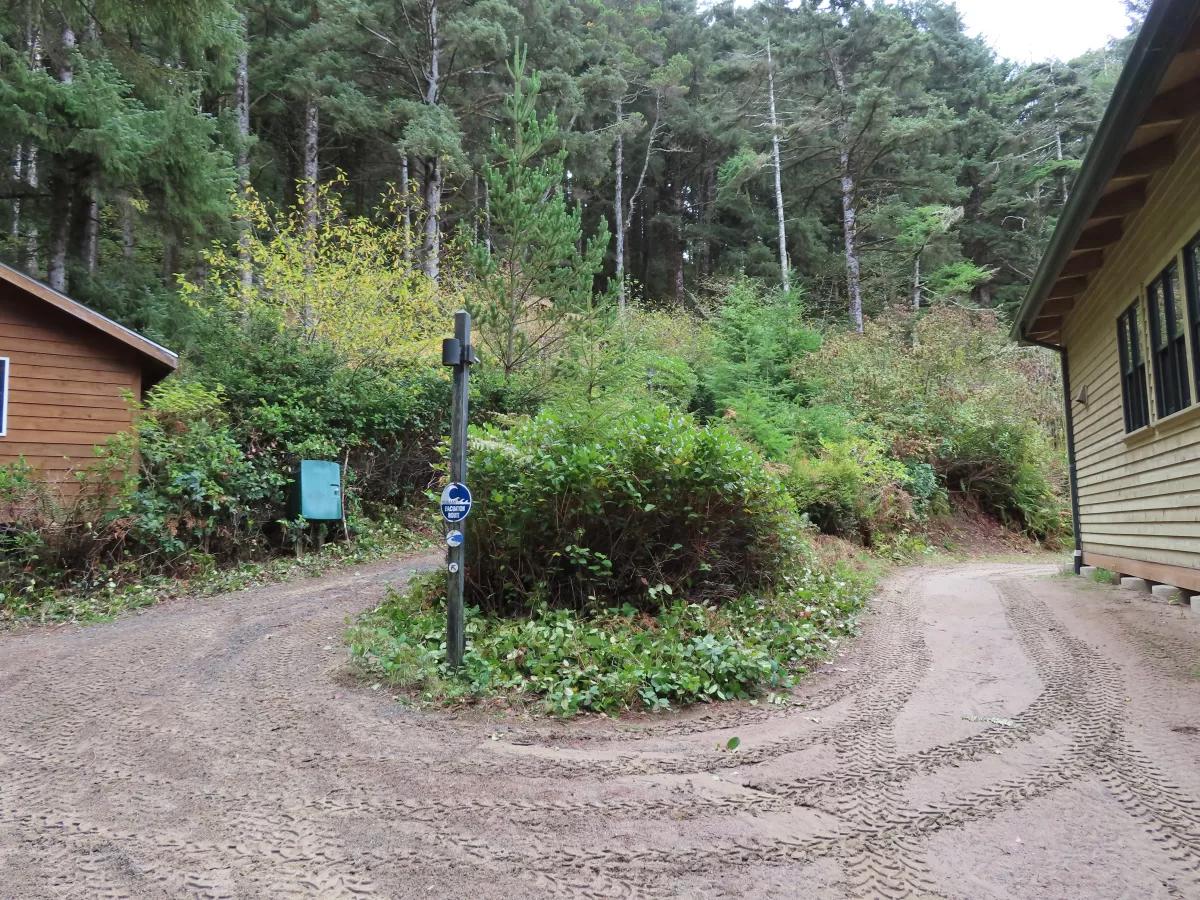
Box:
1117 301 1150 433
1185 234 1200 399
1146 261 1191 418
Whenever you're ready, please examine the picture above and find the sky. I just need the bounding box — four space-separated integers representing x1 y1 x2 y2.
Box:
953 0 1132 63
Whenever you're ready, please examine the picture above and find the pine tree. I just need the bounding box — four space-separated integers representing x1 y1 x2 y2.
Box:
470 43 609 384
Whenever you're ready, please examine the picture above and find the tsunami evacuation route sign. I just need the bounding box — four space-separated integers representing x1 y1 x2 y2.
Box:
440 482 472 523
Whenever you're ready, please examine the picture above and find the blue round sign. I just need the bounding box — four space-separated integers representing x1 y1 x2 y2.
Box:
445 529 464 548
440 483 472 523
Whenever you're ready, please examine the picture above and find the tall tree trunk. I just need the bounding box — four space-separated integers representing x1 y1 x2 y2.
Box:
120 195 135 261
236 19 252 291
766 41 789 294
24 146 38 275
912 254 921 310
46 26 75 290
829 49 862 331
484 177 491 258
58 26 74 83
47 175 71 291
83 194 99 276
401 155 412 263
302 96 319 229
840 148 862 332
420 0 442 284
23 29 39 275
299 95 319 332
665 171 685 306
10 146 21 240
163 239 177 283
422 158 442 283
614 99 625 310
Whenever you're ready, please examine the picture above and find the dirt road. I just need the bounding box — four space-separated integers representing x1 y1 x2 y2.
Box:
2 560 1199 899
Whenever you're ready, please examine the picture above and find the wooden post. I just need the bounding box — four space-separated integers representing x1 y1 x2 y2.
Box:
446 310 471 668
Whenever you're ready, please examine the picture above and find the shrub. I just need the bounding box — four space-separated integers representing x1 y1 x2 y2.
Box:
462 404 805 614
784 438 914 544
191 311 452 509
811 306 1068 541
0 452 135 605
700 277 822 459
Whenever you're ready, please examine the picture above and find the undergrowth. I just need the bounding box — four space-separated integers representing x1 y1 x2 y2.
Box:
349 561 873 715
2 519 432 626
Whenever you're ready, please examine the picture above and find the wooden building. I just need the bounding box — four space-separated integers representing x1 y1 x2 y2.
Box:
1014 0 1200 592
0 262 178 480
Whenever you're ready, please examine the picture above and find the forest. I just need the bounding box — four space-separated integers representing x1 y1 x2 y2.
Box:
0 0 1142 707
0 0 1137 324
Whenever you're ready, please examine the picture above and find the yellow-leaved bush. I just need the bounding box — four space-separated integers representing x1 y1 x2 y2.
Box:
181 176 455 368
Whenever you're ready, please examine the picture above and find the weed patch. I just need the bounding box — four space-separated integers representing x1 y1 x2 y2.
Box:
349 562 872 715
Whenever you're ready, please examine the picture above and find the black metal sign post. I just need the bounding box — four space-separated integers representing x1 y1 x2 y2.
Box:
441 310 474 669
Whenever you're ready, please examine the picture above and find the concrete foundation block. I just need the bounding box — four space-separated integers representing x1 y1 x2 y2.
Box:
1079 566 1098 578
1151 584 1181 602
1192 595 1200 614
1120 577 1152 593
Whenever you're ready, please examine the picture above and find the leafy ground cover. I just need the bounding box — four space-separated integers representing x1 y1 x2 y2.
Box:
350 559 873 715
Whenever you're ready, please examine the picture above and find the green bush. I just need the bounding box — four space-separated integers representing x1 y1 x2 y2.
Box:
350 563 869 714
463 404 805 614
812 306 1068 541
785 438 914 544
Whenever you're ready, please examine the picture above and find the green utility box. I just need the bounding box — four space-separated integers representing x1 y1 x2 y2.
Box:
288 460 342 521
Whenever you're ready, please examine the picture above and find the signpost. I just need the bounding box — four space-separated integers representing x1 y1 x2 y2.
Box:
441 311 474 669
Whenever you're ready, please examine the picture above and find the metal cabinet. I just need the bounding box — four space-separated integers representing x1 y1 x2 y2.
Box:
288 460 342 521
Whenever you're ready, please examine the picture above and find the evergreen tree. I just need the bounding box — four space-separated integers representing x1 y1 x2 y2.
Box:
470 43 609 385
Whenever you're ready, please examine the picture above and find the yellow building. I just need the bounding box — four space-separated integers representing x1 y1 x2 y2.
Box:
1014 0 1200 593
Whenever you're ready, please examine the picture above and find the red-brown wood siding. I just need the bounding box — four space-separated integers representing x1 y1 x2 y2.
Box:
0 287 142 477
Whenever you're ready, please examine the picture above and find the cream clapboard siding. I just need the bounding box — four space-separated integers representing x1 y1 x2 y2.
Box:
1065 113 1200 575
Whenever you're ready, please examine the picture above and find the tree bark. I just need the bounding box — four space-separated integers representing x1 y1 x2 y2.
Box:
57 26 74 83
302 96 319 229
767 41 789 294
666 166 685 306
840 149 862 332
829 50 862 332
120 196 135 261
24 146 38 275
236 19 252 291
22 29 39 275
10 146 21 239
83 194 99 276
420 0 442 284
422 158 442 283
912 254 921 310
47 175 72 291
615 98 625 310
401 155 411 263
45 27 76 290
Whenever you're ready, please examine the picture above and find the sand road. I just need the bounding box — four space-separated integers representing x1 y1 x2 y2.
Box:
2 559 1199 899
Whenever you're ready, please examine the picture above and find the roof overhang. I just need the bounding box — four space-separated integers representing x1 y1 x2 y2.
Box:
1013 0 1200 346
0 262 179 383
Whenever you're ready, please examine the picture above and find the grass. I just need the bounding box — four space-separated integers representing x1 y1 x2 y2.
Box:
348 559 875 716
1 518 434 626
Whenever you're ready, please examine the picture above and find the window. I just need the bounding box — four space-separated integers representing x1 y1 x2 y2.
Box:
1186 236 1200 396
0 357 7 437
1118 302 1150 432
1147 262 1191 418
